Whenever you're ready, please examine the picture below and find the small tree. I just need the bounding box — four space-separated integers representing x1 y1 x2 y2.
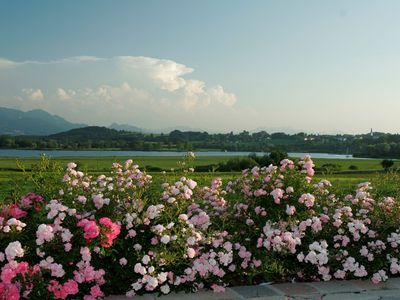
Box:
381 159 394 171
269 150 288 165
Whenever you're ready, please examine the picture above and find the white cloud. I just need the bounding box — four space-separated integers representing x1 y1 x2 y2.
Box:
116 56 192 92
56 88 76 100
208 86 236 107
0 58 16 69
0 56 252 131
22 88 44 101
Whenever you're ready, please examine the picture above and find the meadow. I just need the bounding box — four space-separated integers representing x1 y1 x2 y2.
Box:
0 154 398 199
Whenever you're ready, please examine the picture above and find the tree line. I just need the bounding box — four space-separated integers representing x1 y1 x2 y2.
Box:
1 126 400 158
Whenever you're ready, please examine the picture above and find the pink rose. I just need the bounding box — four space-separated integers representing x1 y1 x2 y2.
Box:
1 268 16 284
77 220 100 240
6 284 20 300
187 248 196 258
90 285 103 298
10 205 27 219
20 192 43 212
15 262 29 274
99 218 121 248
63 280 78 295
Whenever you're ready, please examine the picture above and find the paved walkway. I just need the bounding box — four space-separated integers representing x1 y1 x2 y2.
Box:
106 278 400 299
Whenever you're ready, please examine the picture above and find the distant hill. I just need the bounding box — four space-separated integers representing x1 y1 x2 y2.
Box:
251 126 302 135
109 123 144 133
159 126 208 134
0 107 86 135
50 126 124 140
109 123 207 134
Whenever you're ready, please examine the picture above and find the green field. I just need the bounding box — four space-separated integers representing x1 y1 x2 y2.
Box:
0 156 232 172
0 155 396 199
0 155 394 172
312 158 399 172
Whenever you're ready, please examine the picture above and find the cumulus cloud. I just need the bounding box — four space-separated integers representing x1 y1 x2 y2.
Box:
22 88 44 101
116 56 192 92
56 88 76 100
0 55 253 131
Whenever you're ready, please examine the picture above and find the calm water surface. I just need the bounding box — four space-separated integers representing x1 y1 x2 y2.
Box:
0 149 363 159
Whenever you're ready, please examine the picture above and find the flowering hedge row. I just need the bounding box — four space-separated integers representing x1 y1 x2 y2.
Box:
1 154 400 299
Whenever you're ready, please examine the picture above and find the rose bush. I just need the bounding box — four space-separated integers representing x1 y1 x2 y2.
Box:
1 154 400 299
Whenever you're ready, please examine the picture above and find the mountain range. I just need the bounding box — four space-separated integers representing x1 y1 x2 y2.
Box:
0 106 307 136
0 107 87 135
109 123 207 134
0 107 207 136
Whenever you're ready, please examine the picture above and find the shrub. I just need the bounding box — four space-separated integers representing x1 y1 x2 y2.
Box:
249 150 288 167
320 163 341 173
381 159 394 171
2 154 400 299
217 157 258 171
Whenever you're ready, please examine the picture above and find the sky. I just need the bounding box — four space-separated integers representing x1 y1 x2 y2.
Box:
1 0 400 134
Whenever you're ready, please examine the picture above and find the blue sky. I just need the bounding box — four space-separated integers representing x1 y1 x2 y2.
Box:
1 1 400 133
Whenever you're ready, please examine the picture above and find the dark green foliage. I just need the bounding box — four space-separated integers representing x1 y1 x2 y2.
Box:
267 150 289 165
217 157 259 171
216 151 288 171
248 150 289 167
381 159 394 171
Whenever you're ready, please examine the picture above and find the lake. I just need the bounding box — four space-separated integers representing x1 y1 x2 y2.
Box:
0 149 362 159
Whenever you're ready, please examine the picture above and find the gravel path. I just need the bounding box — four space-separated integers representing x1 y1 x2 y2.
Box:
106 278 400 299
